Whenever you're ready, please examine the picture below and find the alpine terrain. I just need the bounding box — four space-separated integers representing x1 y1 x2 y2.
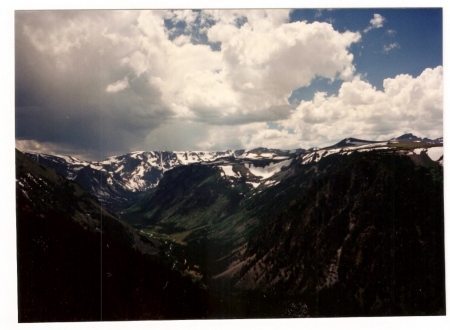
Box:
17 134 445 320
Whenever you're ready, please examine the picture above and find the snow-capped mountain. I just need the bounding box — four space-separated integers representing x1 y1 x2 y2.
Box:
24 149 303 211
296 135 443 166
23 150 224 210
23 133 443 212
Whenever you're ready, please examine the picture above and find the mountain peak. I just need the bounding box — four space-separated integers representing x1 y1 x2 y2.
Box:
330 137 378 148
395 133 421 141
393 133 443 143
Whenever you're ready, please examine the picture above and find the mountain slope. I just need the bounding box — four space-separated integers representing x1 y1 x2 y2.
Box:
120 146 445 317
17 134 445 318
226 151 445 316
16 149 209 322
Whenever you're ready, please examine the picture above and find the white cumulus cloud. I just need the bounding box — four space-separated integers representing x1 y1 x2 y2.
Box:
363 13 386 33
203 66 442 151
275 66 443 147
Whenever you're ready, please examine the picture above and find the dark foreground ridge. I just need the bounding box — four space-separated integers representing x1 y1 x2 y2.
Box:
16 135 445 320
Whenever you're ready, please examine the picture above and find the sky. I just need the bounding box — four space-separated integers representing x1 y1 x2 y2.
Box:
14 7 443 161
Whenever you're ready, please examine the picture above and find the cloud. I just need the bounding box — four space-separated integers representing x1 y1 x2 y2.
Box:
370 13 385 28
16 9 361 159
202 14 360 121
18 11 440 158
15 11 172 160
383 42 400 53
106 77 130 93
363 13 385 33
134 9 360 125
386 29 397 36
15 139 93 160
197 66 443 149
223 66 442 151
275 66 443 146
196 65 442 151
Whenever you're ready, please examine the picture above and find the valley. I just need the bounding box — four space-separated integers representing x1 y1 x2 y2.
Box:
16 133 445 319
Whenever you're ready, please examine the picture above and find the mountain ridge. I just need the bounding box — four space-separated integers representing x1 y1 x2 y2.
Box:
22 133 443 213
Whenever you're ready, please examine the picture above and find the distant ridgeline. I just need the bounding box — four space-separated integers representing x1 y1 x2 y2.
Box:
23 133 442 213
18 134 444 320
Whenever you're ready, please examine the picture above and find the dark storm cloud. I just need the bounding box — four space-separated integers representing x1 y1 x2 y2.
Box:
15 11 172 160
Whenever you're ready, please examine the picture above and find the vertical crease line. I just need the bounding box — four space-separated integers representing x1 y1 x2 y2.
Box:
100 50 103 322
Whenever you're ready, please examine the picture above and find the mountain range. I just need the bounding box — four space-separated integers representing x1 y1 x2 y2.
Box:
17 133 445 319
24 134 443 213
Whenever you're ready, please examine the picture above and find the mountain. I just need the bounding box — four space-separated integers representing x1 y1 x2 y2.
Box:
119 139 444 317
24 149 303 212
17 134 445 318
23 135 442 215
328 137 380 148
392 133 443 143
16 149 209 322
224 151 445 316
23 150 234 211
25 134 443 212
395 133 423 141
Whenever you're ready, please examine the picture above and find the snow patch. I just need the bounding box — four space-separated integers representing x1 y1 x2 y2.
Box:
89 164 106 171
264 180 279 187
248 182 260 188
323 149 340 157
356 147 390 153
219 165 239 178
130 151 145 159
115 165 124 173
56 155 88 165
245 159 292 179
132 164 146 177
301 153 315 164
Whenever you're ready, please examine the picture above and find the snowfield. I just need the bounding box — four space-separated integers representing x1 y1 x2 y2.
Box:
245 159 292 179
219 165 240 178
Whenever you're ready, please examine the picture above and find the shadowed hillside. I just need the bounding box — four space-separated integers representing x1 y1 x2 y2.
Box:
16 149 209 322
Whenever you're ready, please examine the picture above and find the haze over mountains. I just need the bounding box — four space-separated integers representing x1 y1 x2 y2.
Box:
16 133 445 320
